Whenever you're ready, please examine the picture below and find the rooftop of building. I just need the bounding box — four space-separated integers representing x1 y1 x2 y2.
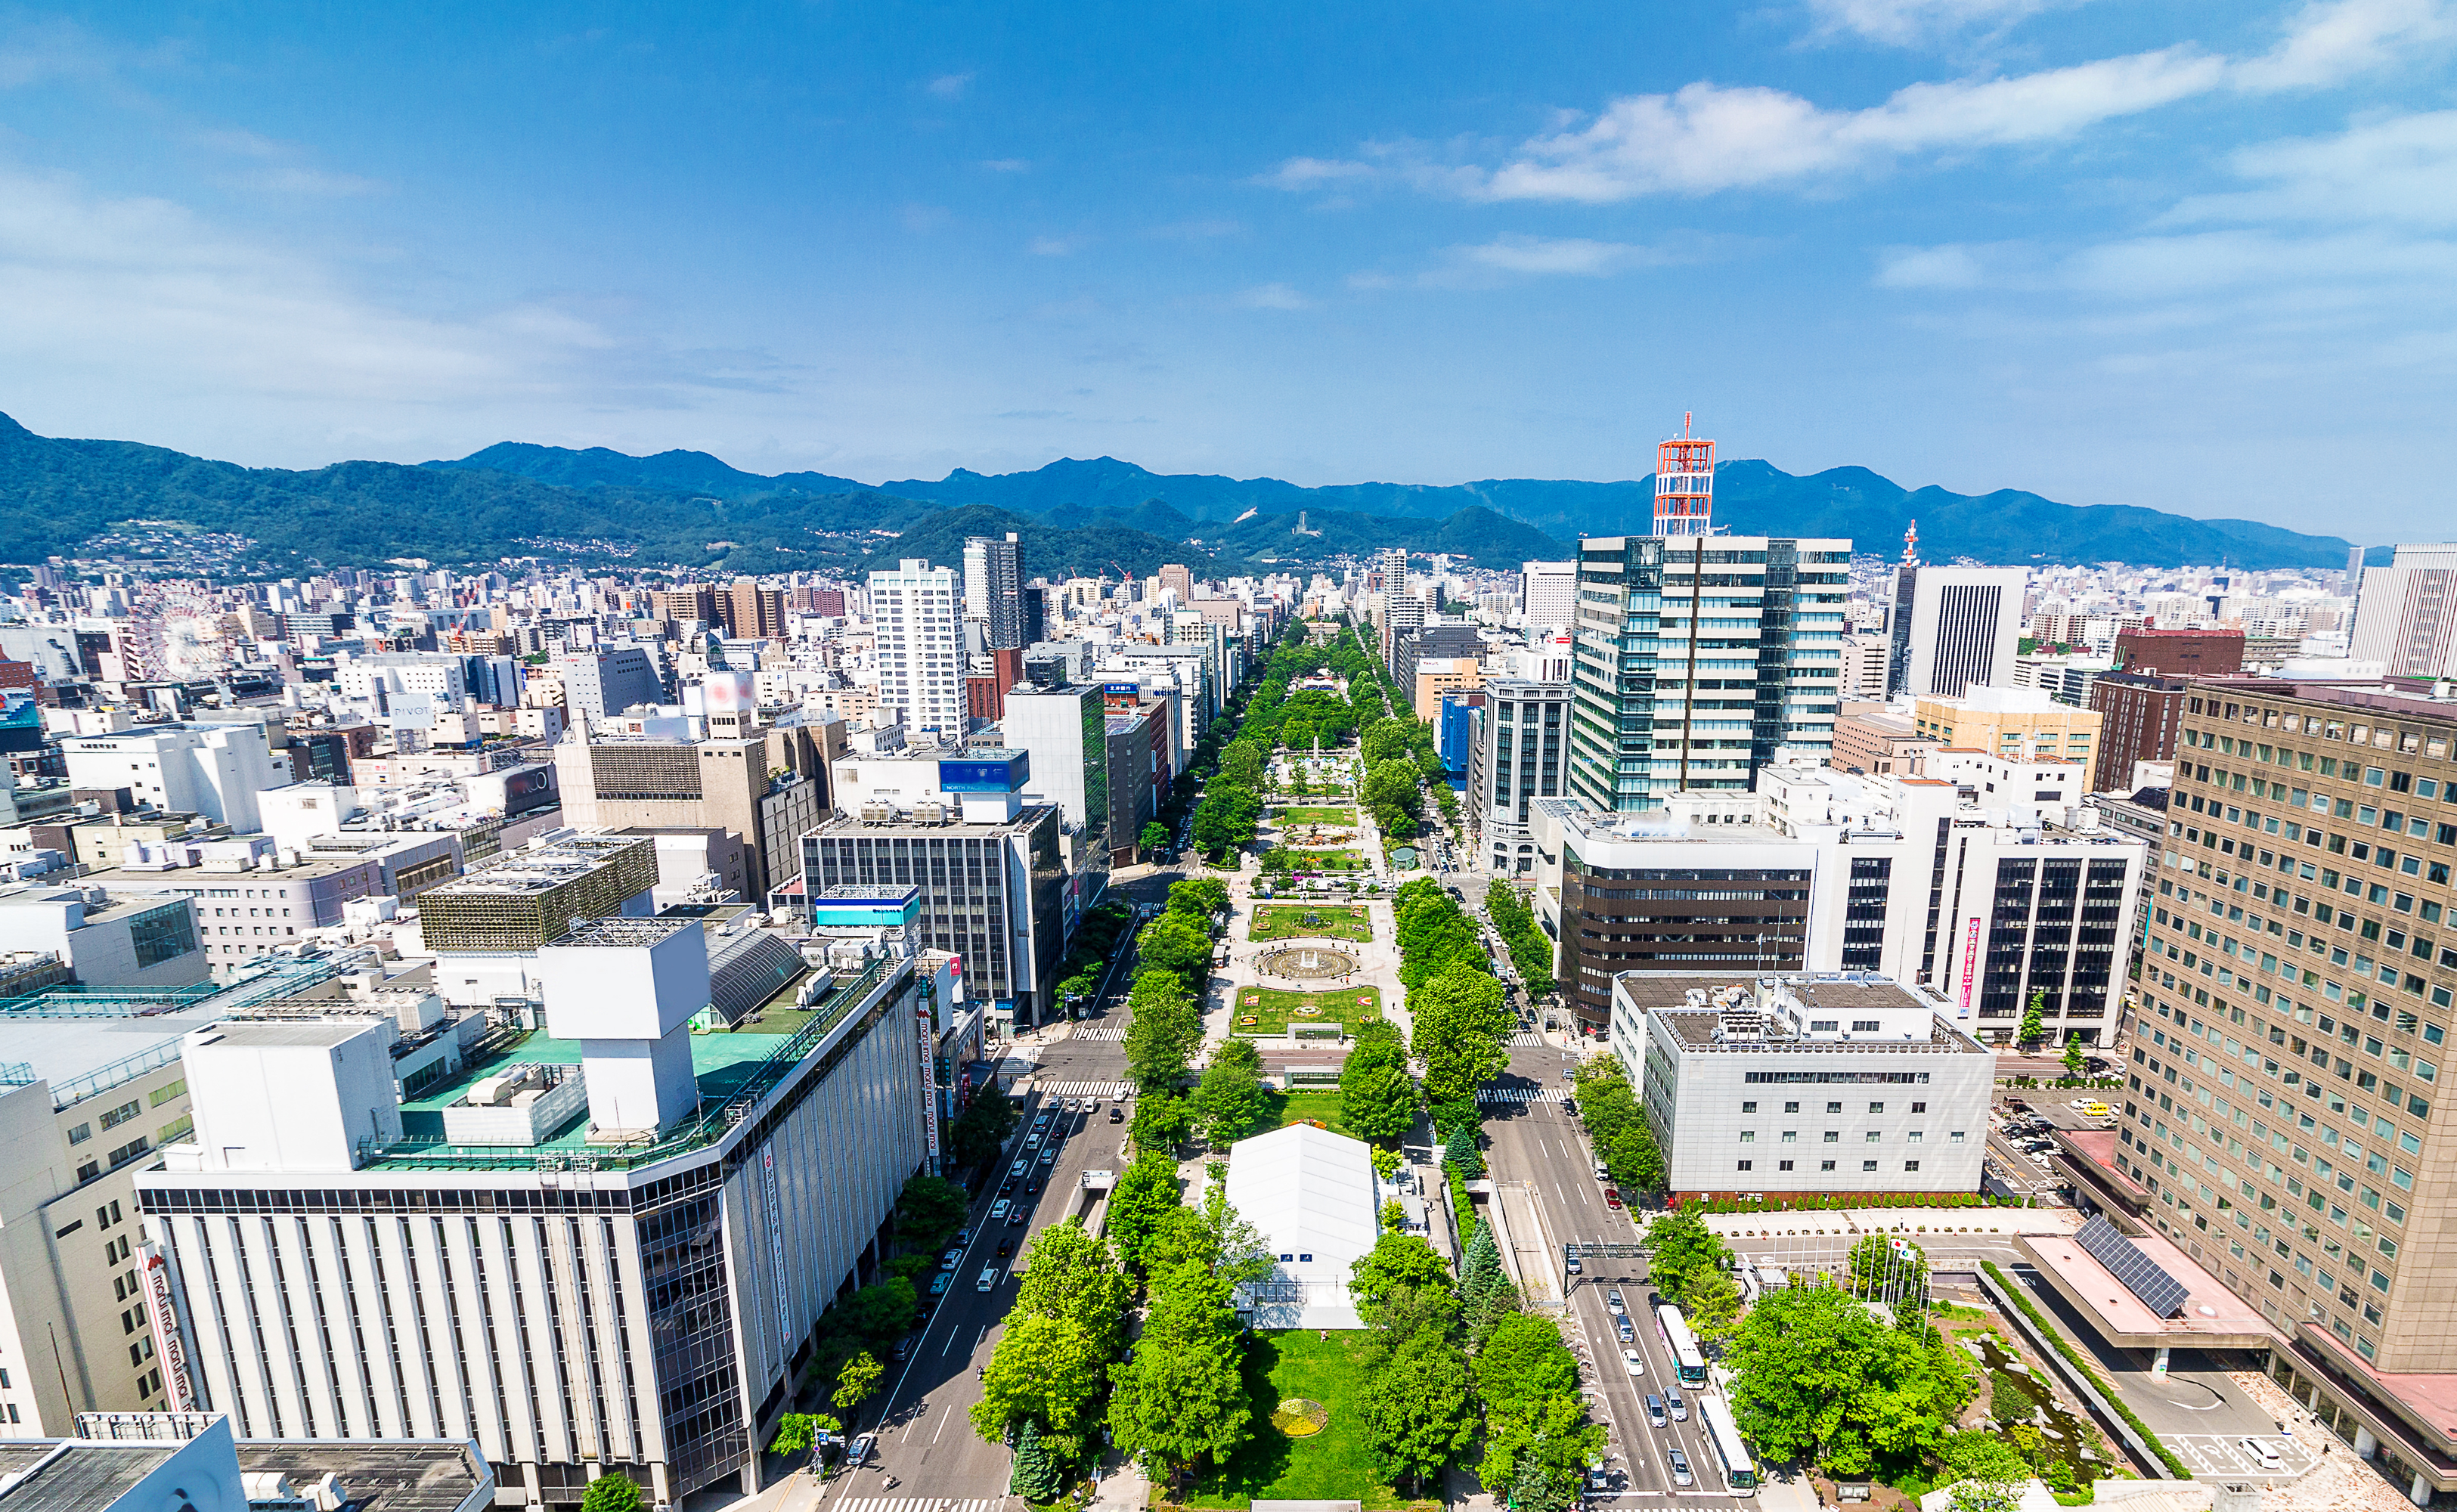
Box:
1617 971 1984 1054
415 834 648 898
805 799 1055 837
2208 678 2457 720
0 881 199 919
2019 1226 2270 1348
0 1426 491 1512
76 853 384 887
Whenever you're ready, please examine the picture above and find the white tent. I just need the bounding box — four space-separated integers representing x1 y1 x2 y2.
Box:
1225 1121 1380 1329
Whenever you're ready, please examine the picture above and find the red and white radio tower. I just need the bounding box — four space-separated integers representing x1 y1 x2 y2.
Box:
1652 411 1714 538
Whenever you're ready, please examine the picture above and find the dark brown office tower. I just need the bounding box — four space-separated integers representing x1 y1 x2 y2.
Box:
2115 627 2245 677
721 580 786 639
2090 671 2192 792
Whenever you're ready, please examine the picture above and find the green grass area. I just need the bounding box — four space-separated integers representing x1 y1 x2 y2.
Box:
1281 849 1368 872
1248 903 1373 943
1269 1089 1352 1135
1276 805 1357 826
1182 1331 1405 1510
1232 984 1381 1037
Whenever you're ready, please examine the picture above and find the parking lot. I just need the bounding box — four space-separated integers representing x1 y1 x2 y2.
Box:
1986 1092 2114 1199
2164 1430 2323 1482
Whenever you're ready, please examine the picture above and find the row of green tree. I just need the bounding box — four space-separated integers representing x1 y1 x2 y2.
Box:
1482 881 1557 999
1570 1058 1667 1194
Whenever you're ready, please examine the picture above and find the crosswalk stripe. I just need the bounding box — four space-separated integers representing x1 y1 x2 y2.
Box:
1477 1086 1569 1103
1024 1080 1132 1100
832 1500 1005 1512
1069 1021 1129 1040
1509 1031 1545 1047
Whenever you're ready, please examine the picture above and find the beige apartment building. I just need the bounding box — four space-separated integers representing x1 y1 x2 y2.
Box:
1914 684 2100 768
2124 680 2457 1501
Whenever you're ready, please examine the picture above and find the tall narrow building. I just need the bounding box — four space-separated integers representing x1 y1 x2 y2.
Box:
869 559 964 736
963 533 1026 650
1565 534 1849 810
1520 560 1576 634
2350 544 2457 680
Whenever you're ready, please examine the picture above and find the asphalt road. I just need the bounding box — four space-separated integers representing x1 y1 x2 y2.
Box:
847 866 1180 1500
1481 1047 1737 1501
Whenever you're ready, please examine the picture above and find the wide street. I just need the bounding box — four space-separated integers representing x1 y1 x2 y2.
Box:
841 864 1180 1503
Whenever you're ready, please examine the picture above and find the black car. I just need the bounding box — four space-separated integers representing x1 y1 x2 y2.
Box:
891 1337 912 1362
1108 1106 1125 1123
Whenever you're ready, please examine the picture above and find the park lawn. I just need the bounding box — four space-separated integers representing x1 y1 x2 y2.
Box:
1248 903 1373 943
1276 805 1357 826
1231 984 1383 1037
1269 1089 1352 1135
1182 1331 1405 1510
1281 849 1368 872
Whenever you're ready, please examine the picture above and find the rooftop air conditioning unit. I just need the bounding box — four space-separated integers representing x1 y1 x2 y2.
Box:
912 801 947 826
859 803 894 826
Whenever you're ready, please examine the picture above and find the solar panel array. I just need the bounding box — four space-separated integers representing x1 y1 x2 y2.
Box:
2075 1213 2191 1318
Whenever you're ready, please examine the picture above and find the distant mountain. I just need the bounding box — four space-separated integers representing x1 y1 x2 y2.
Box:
0 414 2384 575
858 505 1223 582
426 441 2371 570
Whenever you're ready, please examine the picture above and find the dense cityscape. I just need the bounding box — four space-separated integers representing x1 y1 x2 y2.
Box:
2 423 2454 1512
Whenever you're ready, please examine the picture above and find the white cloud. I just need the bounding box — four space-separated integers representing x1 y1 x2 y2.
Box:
1456 235 1661 276
1267 0 2452 204
1803 0 2078 47
1876 243 1988 287
2230 0 2454 90
981 157 1031 173
1233 282 1312 309
1027 234 1086 256
926 71 973 99
2164 110 2457 229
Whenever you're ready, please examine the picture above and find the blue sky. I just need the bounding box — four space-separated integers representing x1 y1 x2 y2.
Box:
0 2 2450 540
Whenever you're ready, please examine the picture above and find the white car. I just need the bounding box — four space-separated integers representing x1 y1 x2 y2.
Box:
2240 1438 2283 1471
1622 1348 1644 1375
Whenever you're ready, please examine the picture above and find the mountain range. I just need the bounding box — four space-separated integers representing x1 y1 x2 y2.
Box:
0 411 2381 578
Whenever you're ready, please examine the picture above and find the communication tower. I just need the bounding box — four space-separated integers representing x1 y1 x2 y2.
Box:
1652 412 1714 538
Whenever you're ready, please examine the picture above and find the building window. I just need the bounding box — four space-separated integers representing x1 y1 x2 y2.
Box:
1779 1160 1795 1171
1823 1131 1839 1143
1950 1132 1966 1143
1737 1160 1753 1172
1739 1131 1755 1142
1866 1131 1883 1143
1905 1160 1921 1173
1862 1160 1879 1172
1820 1160 1836 1172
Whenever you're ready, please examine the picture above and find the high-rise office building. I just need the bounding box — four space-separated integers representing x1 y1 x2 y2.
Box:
1564 534 1849 812
963 534 1026 650
869 559 964 736
1466 680 1572 874
1001 686 1112 858
1156 563 1196 609
2121 681 2457 1498
551 646 665 727
2350 544 2457 680
1520 561 1576 634
1886 565 2027 699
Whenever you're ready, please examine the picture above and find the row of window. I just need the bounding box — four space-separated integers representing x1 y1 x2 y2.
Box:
1737 1159 1921 1173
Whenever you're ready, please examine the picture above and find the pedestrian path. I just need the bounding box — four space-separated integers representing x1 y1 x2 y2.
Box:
831 1498 1008 1512
1023 1080 1132 1101
1509 1031 1546 1047
1069 1021 1129 1040
1477 1086 1570 1104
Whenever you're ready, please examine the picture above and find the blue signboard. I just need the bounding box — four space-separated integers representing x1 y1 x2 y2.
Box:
1102 681 1140 697
937 751 1029 793
810 893 922 929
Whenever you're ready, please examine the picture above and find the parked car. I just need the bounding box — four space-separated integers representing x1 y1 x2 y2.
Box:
891 1337 911 1362
990 1198 1011 1222
847 1433 876 1468
940 1247 964 1270
2240 1437 2283 1471
1604 1187 1623 1209
1108 1106 1125 1123
929 1272 952 1296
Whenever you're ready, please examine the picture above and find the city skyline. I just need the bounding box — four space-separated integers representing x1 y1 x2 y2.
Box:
0 2 2449 538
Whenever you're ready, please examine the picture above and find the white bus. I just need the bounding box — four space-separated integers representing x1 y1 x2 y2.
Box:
1699 1393 1757 1496
1655 1303 1707 1389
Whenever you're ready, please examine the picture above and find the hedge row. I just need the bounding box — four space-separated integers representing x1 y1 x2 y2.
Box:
1981 1261 2192 1480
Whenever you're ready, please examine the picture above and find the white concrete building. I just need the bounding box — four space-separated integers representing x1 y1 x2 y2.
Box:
1520 560 1576 634
1613 971 1994 1200
1225 1123 1379 1330
0 883 208 988
138 913 941 1507
61 723 288 833
869 559 965 738
1886 565 2028 699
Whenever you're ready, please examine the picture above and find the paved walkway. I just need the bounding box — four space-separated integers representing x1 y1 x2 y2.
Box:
1703 1206 2085 1239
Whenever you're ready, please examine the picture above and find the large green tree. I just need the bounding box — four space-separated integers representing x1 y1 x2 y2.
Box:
1014 1223 1134 1357
1107 1259 1253 1480
1217 740 1266 790
1191 1041 1272 1148
1338 1047 1418 1143
969 1312 1111 1442
1349 1233 1455 1321
1130 1090 1193 1151
845 1278 917 1340
1480 1393 1606 1512
1473 1312 1580 1415
1411 962 1510 1101
1124 970 1201 1094
1458 1219 1520 1341
1137 913 1213 981
1644 1202 1734 1312
1359 1330 1477 1494
581 1477 643 1512
1726 1285 1975 1476
894 1173 969 1249
1106 1149 1183 1271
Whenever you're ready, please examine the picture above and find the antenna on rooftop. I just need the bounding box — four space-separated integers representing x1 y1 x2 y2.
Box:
1901 519 1919 565
1652 412 1714 538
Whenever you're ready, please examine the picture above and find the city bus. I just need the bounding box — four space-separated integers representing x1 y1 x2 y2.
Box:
1699 1394 1758 1495
1655 1303 1707 1389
